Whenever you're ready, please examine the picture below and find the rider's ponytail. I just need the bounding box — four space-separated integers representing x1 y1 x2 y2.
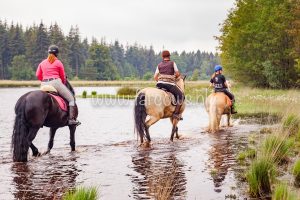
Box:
47 54 57 64
211 72 216 79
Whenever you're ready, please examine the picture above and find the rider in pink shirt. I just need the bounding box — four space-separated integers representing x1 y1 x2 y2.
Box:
36 57 66 84
36 45 79 125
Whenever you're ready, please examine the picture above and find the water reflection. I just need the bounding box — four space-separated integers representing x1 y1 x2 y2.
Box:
131 146 187 200
208 131 235 192
11 154 79 200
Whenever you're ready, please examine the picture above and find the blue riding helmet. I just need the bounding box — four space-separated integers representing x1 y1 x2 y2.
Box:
214 65 223 72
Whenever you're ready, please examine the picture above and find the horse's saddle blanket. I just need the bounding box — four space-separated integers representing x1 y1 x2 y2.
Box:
40 85 68 111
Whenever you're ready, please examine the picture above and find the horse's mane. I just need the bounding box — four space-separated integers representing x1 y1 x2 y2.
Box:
65 79 75 95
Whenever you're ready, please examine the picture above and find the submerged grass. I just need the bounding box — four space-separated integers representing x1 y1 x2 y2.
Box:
62 186 98 200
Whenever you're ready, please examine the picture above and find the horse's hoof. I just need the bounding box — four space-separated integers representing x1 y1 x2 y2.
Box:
141 141 151 148
42 151 50 155
33 152 41 157
228 124 233 127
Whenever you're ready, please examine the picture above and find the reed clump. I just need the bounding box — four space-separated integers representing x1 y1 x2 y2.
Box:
292 160 300 186
91 91 97 96
272 183 297 200
246 156 276 197
82 90 87 98
261 134 294 163
117 87 137 96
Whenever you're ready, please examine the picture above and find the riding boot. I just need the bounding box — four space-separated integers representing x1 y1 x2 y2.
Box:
69 106 80 125
173 103 183 120
231 101 237 114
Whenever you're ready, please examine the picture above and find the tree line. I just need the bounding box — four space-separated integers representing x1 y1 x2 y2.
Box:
218 0 300 88
0 20 219 81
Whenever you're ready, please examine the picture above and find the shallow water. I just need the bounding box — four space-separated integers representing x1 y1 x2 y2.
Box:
0 87 261 200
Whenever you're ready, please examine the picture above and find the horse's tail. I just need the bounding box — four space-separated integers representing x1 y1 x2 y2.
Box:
12 97 29 162
209 96 218 132
134 93 147 142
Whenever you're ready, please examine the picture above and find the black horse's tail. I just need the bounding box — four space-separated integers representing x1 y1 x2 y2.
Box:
134 93 147 142
12 98 29 162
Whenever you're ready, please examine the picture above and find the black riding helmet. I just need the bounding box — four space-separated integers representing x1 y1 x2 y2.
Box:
48 45 59 56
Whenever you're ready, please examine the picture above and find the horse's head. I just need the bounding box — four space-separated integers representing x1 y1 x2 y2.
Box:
176 75 186 92
65 79 75 96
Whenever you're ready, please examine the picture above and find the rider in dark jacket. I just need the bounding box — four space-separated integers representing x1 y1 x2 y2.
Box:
154 50 184 120
210 65 237 114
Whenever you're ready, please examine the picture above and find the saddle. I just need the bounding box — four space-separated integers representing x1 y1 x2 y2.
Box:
156 87 177 106
40 85 68 112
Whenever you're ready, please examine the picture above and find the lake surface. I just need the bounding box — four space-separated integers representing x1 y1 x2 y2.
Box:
0 87 261 200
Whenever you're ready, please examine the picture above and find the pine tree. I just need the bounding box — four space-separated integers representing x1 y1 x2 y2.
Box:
32 22 50 68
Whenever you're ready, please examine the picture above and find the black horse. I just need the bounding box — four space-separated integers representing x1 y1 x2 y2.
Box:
11 80 78 162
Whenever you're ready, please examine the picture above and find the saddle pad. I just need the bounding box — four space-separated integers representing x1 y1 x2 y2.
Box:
49 94 68 111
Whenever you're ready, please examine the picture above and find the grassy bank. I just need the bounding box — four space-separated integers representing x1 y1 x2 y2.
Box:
236 112 300 199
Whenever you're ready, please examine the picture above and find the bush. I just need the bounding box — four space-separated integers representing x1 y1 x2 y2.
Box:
246 157 276 197
272 183 297 200
91 91 97 96
82 91 87 98
63 186 98 200
117 87 137 96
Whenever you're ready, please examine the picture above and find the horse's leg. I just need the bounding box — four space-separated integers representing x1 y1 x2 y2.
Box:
28 128 40 157
30 143 40 157
227 114 232 127
44 127 58 155
170 118 179 142
69 125 76 151
169 118 180 139
145 126 151 142
145 116 159 142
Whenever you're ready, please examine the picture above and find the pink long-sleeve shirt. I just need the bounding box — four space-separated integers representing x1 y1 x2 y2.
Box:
36 59 66 84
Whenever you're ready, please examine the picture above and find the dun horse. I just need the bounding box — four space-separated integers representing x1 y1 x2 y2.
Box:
11 80 78 162
134 76 185 145
205 92 232 133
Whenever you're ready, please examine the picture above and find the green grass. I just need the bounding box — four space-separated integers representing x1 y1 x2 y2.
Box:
246 157 276 197
237 148 256 162
62 186 98 200
261 134 294 163
282 114 300 135
292 160 300 183
272 183 297 200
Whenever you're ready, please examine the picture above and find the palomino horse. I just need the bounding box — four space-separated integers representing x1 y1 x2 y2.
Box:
134 76 186 145
11 80 78 162
205 92 232 133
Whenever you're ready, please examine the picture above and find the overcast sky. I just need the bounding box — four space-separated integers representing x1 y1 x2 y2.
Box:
0 0 235 53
